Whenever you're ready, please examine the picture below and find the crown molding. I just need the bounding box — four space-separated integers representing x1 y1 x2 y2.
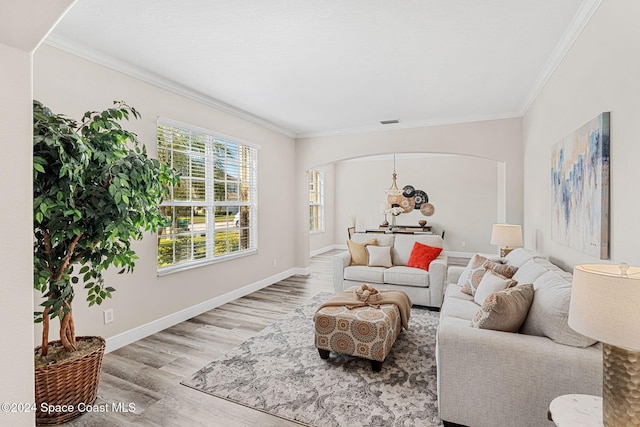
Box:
295 112 522 139
519 0 603 115
44 34 297 138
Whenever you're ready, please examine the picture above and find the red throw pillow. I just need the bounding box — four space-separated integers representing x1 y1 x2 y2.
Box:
407 242 443 271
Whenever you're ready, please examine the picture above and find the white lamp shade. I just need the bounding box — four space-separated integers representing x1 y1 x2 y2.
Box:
569 264 640 351
490 224 523 247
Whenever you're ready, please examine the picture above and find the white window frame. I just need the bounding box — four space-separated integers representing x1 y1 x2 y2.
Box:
157 118 259 275
309 169 325 233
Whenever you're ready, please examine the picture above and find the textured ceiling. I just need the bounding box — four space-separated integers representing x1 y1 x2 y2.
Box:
48 0 599 137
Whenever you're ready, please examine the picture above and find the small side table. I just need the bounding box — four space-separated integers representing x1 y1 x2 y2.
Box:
548 394 603 427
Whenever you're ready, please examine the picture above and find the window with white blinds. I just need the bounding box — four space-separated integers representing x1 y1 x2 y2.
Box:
309 169 324 232
157 118 258 273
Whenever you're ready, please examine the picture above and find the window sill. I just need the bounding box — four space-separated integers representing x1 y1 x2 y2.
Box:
310 229 325 235
157 248 258 276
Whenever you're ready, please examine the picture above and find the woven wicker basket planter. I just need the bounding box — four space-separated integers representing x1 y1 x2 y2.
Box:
34 336 106 426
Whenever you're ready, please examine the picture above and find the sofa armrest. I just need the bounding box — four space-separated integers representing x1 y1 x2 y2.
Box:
446 265 466 285
428 254 448 307
332 251 351 294
436 321 601 427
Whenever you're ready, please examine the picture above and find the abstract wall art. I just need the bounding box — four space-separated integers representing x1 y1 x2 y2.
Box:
551 112 610 259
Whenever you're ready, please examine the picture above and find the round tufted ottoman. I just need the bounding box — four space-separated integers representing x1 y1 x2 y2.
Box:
313 303 402 371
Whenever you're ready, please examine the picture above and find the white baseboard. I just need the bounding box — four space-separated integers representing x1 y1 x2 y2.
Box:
310 244 343 257
444 250 475 258
104 268 297 353
295 266 313 276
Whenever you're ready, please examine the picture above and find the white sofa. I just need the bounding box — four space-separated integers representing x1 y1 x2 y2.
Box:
436 248 602 427
332 232 448 308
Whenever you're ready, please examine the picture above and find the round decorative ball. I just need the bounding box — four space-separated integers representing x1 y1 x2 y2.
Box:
420 203 435 216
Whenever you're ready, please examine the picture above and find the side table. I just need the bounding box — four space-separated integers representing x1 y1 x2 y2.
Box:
548 394 603 427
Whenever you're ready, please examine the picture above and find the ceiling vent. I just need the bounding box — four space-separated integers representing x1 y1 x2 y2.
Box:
380 119 400 125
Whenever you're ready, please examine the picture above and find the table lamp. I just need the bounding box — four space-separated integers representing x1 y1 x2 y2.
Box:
490 224 523 257
569 263 640 427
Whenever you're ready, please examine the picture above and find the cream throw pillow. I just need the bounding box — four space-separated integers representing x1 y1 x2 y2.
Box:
472 283 535 332
346 238 377 265
473 270 517 305
367 245 392 267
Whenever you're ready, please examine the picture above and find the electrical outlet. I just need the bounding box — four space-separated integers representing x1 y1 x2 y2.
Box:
461 241 466 247
273 258 277 267
104 309 114 324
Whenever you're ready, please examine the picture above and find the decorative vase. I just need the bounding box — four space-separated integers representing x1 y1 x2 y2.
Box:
34 336 106 425
418 220 427 227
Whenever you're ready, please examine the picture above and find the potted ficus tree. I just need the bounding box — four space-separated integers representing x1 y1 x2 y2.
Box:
32 100 178 425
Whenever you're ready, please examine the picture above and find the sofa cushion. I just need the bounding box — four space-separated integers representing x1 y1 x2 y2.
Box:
346 238 377 265
445 283 475 302
384 266 429 288
472 283 534 332
392 234 443 266
351 232 395 247
440 294 479 321
521 270 597 348
473 270 517 305
343 265 385 284
407 242 443 270
503 248 533 268
512 259 548 284
367 245 392 267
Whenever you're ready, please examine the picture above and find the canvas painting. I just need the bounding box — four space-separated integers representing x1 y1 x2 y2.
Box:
550 112 610 259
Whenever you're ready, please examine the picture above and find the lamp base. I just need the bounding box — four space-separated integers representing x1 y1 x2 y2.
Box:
603 343 640 426
499 247 514 258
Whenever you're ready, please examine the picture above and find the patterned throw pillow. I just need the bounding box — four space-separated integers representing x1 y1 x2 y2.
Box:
485 261 518 280
461 254 518 296
472 283 535 332
460 254 490 296
346 239 377 265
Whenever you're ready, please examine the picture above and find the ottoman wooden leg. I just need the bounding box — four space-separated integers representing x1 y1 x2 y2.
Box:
370 360 382 372
318 348 330 359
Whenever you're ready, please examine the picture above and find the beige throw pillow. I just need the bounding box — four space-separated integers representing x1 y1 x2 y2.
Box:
472 283 535 332
473 270 517 305
346 238 377 265
367 245 392 267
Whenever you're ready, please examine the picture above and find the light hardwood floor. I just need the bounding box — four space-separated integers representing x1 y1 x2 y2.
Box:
67 251 336 427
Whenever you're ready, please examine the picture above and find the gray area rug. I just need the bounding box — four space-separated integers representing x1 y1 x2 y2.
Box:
181 293 443 427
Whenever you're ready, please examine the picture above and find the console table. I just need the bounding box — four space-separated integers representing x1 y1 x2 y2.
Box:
548 394 603 427
365 225 433 233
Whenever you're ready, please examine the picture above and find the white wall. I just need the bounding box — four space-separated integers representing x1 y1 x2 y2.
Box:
335 155 499 253
0 42 37 427
523 0 640 270
296 117 524 267
33 45 297 348
1 2 76 425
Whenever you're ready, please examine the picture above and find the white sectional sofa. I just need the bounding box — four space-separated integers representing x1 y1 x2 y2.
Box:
332 232 447 308
436 248 602 427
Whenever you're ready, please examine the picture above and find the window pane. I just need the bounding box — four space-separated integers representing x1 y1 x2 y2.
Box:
192 179 206 202
158 120 257 271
